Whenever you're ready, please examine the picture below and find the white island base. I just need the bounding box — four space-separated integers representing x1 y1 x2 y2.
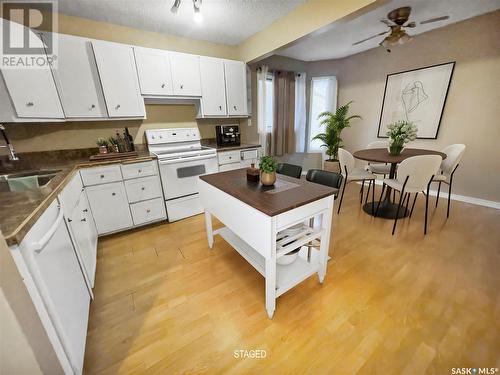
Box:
200 177 334 319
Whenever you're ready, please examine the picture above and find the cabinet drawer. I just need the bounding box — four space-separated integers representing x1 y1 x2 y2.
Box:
80 165 122 186
219 162 241 172
124 175 162 203
130 198 166 226
218 151 240 165
121 160 157 180
241 148 259 160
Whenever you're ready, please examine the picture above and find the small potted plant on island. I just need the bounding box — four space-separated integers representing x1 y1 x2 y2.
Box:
386 120 418 155
259 155 278 186
96 137 109 154
312 101 361 172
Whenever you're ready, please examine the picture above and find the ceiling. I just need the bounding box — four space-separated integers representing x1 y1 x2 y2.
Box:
56 0 306 46
276 0 500 61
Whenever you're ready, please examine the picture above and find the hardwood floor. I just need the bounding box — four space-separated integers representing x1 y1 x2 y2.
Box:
84 186 500 375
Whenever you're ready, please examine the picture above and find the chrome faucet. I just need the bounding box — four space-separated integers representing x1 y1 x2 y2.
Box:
0 124 19 161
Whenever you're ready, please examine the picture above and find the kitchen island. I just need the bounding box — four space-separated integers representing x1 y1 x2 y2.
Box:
199 169 336 319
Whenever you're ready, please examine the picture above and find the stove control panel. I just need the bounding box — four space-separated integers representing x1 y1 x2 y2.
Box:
146 128 200 145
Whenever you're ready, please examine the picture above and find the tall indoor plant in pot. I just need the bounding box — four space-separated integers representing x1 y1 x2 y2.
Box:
312 101 361 172
259 155 278 186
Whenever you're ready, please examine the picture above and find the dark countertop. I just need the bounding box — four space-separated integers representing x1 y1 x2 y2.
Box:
0 148 155 246
199 169 336 217
201 139 260 152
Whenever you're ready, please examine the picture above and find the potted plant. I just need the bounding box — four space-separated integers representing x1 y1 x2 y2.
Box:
312 101 361 172
259 155 278 186
386 120 418 155
108 137 119 153
96 137 109 154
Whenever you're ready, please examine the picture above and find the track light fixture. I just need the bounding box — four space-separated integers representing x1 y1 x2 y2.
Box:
170 0 203 23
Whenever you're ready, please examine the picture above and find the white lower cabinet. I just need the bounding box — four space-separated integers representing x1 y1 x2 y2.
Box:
130 197 166 225
67 190 98 287
85 181 133 235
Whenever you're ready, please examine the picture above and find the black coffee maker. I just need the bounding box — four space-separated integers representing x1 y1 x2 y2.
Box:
215 125 240 147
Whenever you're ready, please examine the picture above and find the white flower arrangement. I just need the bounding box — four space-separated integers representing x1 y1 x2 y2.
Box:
386 120 418 146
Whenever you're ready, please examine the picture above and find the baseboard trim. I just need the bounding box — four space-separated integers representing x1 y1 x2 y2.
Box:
358 180 500 210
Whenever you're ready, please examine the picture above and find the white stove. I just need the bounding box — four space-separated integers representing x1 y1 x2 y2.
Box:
146 128 218 221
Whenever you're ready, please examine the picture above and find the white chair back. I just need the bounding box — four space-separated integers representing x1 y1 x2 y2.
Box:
441 144 466 174
396 155 442 191
366 140 388 149
338 148 355 176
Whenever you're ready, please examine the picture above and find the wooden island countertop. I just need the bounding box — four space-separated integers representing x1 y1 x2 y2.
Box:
199 169 336 217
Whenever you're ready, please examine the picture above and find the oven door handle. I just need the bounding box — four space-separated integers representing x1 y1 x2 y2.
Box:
159 154 216 165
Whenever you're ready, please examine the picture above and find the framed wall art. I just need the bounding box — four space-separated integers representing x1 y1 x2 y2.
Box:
377 62 455 139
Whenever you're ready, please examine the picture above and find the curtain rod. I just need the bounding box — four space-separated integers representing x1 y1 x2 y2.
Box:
256 66 303 77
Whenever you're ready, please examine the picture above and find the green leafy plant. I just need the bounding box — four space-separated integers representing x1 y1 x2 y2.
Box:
386 120 418 145
312 101 361 161
96 137 108 147
259 155 277 173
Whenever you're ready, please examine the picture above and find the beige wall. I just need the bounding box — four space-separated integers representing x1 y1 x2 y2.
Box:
306 11 500 201
3 105 241 153
45 12 237 59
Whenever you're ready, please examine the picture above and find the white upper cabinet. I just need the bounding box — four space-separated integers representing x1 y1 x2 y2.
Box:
224 60 248 116
92 40 145 118
200 57 227 116
44 33 107 118
170 52 202 96
0 20 64 119
134 47 174 96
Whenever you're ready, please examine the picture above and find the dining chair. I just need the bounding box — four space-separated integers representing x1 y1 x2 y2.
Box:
276 163 302 179
306 169 342 196
304 169 342 262
363 140 391 204
432 144 466 218
375 155 441 235
338 148 376 214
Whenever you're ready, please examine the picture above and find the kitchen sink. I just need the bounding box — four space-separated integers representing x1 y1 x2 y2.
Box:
0 169 62 192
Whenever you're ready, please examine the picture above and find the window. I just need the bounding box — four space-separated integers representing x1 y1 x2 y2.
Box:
308 76 338 152
264 74 274 133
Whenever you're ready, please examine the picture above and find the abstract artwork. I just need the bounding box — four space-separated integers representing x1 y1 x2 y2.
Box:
377 62 455 139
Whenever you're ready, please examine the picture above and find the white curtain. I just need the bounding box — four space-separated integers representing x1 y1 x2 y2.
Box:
308 76 338 152
294 73 306 153
257 65 269 155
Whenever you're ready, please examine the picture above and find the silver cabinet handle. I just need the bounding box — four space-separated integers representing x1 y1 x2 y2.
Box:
180 84 184 89
115 104 121 109
138 169 142 173
141 187 145 191
83 208 88 212
26 102 34 107
100 174 104 178
161 83 166 88
90 104 95 109
81 218 86 222
111 192 116 196
67 218 72 223
234 105 237 110
146 209 151 213
219 105 222 110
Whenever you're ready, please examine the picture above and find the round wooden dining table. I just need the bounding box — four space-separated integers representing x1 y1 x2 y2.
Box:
353 148 447 219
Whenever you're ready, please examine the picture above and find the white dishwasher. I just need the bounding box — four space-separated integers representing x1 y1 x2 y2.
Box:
18 199 91 374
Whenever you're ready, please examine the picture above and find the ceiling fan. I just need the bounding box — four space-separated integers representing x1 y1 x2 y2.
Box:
353 7 450 52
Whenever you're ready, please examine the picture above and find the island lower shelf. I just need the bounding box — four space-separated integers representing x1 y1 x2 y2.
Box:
215 226 322 298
